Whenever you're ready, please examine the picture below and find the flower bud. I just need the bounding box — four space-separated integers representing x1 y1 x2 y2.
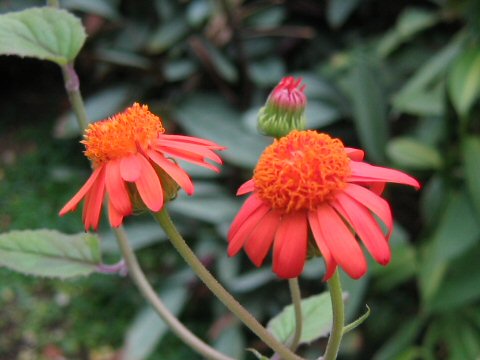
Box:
258 76 307 138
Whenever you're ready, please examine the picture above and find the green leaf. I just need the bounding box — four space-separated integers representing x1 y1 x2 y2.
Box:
462 136 480 217
147 18 189 54
62 0 121 20
348 52 388 163
0 7 86 65
214 325 246 360
267 292 335 345
448 46 480 116
0 229 101 278
123 285 190 360
343 305 370 334
387 137 442 170
327 0 361 28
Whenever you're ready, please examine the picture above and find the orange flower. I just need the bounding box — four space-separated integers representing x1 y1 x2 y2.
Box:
60 103 225 231
228 130 419 280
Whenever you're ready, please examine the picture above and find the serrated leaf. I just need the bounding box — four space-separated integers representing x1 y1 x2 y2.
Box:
387 137 442 169
267 292 334 345
462 136 480 217
448 46 480 116
0 7 86 65
0 229 101 278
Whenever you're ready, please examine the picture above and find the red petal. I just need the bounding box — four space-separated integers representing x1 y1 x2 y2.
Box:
228 193 264 240
315 204 367 279
134 154 164 212
332 196 391 265
272 211 308 279
148 150 194 195
237 179 254 196
156 139 223 164
108 199 124 228
159 134 225 149
59 166 103 216
345 147 365 161
244 210 282 267
308 211 337 281
82 166 106 231
349 161 420 189
120 154 142 182
227 203 270 256
105 160 132 215
343 183 393 236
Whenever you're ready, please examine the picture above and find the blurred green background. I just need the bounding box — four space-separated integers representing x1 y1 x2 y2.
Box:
1 0 480 359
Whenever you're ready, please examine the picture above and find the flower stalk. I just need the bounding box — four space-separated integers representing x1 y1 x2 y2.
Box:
288 278 303 352
323 270 345 360
154 208 304 360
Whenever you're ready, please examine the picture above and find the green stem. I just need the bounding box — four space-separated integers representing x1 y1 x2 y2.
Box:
113 227 233 360
323 270 344 360
154 209 304 360
60 61 232 360
60 64 89 131
288 278 303 352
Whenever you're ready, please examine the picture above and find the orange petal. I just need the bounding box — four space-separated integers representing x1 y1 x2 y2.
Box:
308 211 337 281
315 204 367 279
237 179 254 196
108 199 124 228
82 166 106 231
343 183 393 236
134 154 164 212
154 146 220 172
59 166 103 216
228 193 264 240
120 154 142 182
272 211 308 278
156 139 223 163
147 150 194 195
332 196 391 265
244 210 282 267
349 161 420 189
106 160 132 215
227 203 270 257
159 134 225 149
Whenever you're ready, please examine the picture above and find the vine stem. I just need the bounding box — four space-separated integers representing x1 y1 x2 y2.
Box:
288 278 303 352
323 270 345 360
60 61 233 360
113 227 234 360
154 209 304 360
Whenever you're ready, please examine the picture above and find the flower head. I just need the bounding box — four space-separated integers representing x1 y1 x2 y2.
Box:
60 103 225 231
228 130 419 280
258 77 307 138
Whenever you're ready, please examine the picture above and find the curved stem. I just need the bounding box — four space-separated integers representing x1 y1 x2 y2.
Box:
323 270 344 360
114 227 234 360
288 278 303 352
154 209 304 360
60 63 89 131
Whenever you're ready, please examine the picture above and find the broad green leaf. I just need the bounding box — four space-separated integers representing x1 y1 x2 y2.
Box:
214 325 246 360
348 52 388 163
147 18 189 53
326 0 361 28
0 7 86 65
305 101 342 129
373 317 424 360
163 58 198 81
462 136 480 217
387 137 442 170
123 285 190 360
175 94 271 168
0 229 101 278
267 292 334 344
420 175 447 229
448 46 480 116
378 8 439 57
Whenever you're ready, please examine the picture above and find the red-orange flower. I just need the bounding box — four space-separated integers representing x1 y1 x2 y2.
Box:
228 130 419 280
60 103 224 231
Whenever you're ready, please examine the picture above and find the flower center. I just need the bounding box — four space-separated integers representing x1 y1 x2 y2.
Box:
83 103 165 166
253 130 351 212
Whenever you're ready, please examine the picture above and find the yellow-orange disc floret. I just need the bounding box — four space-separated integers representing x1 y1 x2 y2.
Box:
253 130 351 212
83 103 165 166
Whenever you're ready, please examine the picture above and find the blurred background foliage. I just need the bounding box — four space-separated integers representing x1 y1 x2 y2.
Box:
0 0 479 359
